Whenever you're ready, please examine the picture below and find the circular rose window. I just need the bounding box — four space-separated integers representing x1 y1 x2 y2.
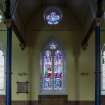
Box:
43 7 63 25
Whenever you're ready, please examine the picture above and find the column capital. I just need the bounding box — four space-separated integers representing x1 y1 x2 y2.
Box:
95 18 102 26
4 19 12 28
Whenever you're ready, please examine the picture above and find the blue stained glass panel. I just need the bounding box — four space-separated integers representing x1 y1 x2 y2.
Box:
44 7 63 25
43 50 53 90
41 41 64 91
46 12 61 25
54 50 63 90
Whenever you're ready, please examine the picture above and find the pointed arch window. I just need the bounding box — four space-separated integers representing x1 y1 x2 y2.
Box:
40 40 66 94
0 50 5 91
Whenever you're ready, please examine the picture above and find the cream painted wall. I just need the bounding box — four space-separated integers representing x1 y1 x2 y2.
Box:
79 33 95 101
0 30 32 100
1 28 105 101
12 34 31 101
30 30 95 101
11 29 105 101
32 31 73 100
30 31 76 101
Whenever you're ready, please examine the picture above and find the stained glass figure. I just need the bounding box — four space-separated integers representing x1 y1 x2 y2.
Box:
54 50 63 90
44 7 63 25
41 41 64 91
43 50 53 90
0 50 4 90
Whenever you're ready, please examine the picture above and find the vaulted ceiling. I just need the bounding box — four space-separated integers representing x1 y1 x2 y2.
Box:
0 0 104 47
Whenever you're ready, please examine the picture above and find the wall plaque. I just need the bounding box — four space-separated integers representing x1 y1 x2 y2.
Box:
17 82 29 93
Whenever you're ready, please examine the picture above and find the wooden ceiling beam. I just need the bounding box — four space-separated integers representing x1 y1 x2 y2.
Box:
81 0 104 49
81 20 95 49
12 21 26 49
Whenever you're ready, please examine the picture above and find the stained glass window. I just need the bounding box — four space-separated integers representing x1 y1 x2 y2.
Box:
41 41 65 92
0 50 4 90
101 45 105 95
44 7 63 25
